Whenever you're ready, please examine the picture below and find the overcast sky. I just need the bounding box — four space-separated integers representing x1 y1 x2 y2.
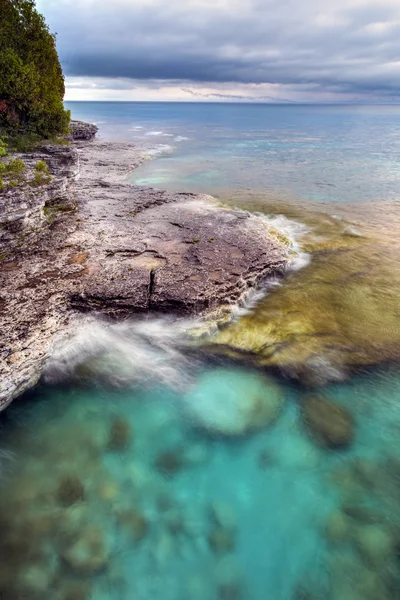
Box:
36 0 400 102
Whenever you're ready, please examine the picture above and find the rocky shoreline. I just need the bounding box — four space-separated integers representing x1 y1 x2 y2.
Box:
0 123 289 408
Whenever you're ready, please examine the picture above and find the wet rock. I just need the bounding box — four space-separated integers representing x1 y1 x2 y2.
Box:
208 527 235 554
57 475 85 506
301 395 354 449
61 526 109 574
115 508 148 543
107 418 132 451
354 524 394 567
184 368 284 436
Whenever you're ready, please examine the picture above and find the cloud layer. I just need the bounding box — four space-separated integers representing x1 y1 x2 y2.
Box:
37 0 400 101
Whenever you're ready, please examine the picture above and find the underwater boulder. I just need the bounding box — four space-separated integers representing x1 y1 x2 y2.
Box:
115 508 148 543
106 418 132 452
208 526 236 554
301 395 354 449
183 368 284 436
57 475 85 506
60 526 109 574
354 524 394 567
324 511 351 543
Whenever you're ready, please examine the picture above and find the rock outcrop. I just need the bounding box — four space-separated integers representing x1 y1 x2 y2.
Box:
0 134 289 409
69 120 98 141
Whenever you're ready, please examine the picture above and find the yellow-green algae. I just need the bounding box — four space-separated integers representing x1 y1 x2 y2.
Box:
210 196 400 382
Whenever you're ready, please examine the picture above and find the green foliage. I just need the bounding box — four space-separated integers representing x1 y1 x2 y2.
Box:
0 137 7 157
0 0 70 139
7 158 25 174
30 170 51 186
6 132 40 152
34 159 48 173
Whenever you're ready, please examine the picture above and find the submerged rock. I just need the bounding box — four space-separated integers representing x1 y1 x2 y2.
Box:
184 368 284 436
115 508 148 543
354 524 394 567
324 511 351 543
61 526 109 574
57 474 85 506
209 200 400 385
106 418 132 452
208 527 236 554
301 395 354 449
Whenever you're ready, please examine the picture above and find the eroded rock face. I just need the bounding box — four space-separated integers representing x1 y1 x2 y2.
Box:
0 136 289 408
0 145 79 251
69 120 98 141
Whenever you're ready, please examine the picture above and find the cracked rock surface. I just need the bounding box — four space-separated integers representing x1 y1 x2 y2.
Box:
0 136 288 408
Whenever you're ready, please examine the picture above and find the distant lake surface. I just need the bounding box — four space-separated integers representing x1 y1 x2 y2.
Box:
66 101 400 202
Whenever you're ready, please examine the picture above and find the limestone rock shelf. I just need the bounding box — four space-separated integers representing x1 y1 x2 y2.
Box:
0 127 289 408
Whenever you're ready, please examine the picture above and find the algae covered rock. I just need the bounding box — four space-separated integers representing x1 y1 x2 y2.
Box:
183 368 284 436
302 395 354 449
209 200 400 385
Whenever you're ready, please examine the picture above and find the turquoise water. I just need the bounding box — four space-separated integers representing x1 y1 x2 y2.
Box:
2 103 400 599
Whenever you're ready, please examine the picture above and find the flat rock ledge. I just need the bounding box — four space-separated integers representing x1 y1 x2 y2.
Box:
0 134 289 409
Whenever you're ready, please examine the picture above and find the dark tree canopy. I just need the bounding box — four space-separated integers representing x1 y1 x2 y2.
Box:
0 0 70 138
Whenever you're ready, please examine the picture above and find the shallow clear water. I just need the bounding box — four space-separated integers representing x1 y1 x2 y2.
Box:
3 102 400 599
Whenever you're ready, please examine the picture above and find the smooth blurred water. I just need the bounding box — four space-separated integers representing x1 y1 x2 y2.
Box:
66 101 400 202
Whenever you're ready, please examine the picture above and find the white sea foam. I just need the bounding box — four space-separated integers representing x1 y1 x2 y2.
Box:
145 130 173 137
231 213 310 318
145 144 174 157
44 315 201 390
174 136 190 142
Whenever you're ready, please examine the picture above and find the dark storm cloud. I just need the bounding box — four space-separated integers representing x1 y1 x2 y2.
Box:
39 0 400 97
